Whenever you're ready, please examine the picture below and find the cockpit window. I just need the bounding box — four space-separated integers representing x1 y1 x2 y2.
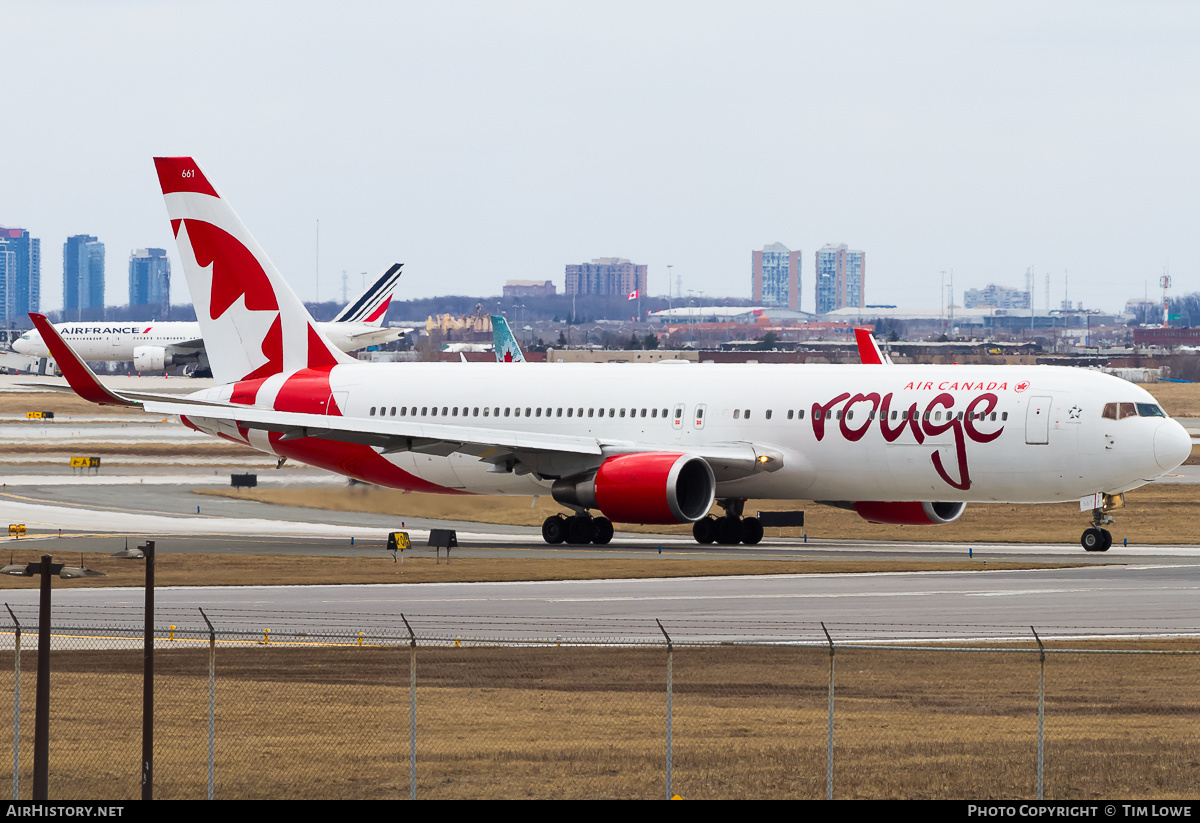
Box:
1105 402 1165 420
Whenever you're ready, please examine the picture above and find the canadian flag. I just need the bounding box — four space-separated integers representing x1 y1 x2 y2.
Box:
627 289 639 300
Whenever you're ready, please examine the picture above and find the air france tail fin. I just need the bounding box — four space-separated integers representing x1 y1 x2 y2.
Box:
490 314 525 363
153 157 355 385
332 263 402 326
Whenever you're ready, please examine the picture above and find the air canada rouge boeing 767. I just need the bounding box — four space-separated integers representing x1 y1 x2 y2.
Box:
30 158 1193 551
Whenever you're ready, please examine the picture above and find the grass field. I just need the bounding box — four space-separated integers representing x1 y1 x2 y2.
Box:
1 640 1195 799
196 480 1200 545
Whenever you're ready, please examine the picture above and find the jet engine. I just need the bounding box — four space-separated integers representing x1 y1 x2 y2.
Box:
551 452 716 525
133 346 169 372
850 501 967 526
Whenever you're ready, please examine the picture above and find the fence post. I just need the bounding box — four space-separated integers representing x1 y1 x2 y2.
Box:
1032 627 1045 800
402 614 416 801
657 620 673 800
200 608 216 800
5 605 19 801
822 622 835 800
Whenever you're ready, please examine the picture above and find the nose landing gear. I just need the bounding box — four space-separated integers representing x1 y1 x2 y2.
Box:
1080 493 1124 552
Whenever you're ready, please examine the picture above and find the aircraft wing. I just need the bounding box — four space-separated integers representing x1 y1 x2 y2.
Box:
32 311 781 481
140 397 781 481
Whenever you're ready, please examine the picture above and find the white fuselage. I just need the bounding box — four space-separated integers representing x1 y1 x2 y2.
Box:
12 321 400 361
178 361 1192 505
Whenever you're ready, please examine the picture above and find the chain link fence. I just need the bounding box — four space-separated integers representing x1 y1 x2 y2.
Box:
0 612 1195 799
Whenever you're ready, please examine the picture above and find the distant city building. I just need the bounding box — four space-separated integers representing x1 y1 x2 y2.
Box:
751 242 801 310
815 243 865 314
128 248 171 316
503 280 556 299
963 284 1030 310
565 258 647 297
63 234 105 318
0 226 40 327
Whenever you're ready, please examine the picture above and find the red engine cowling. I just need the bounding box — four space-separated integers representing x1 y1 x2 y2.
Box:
852 501 966 525
551 452 716 525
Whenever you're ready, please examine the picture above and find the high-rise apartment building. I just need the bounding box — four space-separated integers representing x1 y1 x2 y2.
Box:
0 226 40 327
63 234 105 318
565 257 647 297
128 248 171 316
815 243 865 314
963 284 1030 310
751 242 801 310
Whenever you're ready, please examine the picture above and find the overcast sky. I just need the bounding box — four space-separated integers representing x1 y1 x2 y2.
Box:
2 1 1197 315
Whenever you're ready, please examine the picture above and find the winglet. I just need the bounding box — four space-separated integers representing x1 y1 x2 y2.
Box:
854 328 892 365
27 314 139 406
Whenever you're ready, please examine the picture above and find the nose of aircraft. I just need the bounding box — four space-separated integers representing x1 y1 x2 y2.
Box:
1154 419 1193 471
11 337 29 354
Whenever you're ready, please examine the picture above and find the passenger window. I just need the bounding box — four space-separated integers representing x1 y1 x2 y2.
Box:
536 408 542 417
483 407 489 417
390 407 396 416
640 409 646 418
442 407 448 416
370 407 376 416
745 410 751 419
421 407 428 416
787 410 794 420
734 409 740 420
799 410 805 420
765 409 773 420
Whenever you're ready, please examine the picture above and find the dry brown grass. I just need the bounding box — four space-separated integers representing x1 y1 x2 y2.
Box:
0 441 260 456
0 642 1194 799
197 481 1200 545
0 549 1070 590
1144 380 1200 417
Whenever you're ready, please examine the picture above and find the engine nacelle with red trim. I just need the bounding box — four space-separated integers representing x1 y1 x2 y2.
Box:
551 452 716 525
851 501 967 525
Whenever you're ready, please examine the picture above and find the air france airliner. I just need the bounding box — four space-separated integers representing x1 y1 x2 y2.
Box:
29 157 1192 553
13 265 408 374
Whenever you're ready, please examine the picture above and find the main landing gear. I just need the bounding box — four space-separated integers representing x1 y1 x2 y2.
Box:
1080 493 1124 552
692 498 763 546
542 513 614 545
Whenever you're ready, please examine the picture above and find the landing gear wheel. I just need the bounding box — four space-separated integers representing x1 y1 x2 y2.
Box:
567 516 596 545
740 517 764 545
715 517 741 545
592 517 614 545
1081 527 1105 552
1099 528 1112 552
693 516 717 544
542 515 567 545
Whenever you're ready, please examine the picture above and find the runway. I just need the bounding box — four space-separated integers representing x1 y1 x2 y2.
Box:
1 564 1197 643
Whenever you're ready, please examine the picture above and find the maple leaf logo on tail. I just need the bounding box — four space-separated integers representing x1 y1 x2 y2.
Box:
154 157 354 386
